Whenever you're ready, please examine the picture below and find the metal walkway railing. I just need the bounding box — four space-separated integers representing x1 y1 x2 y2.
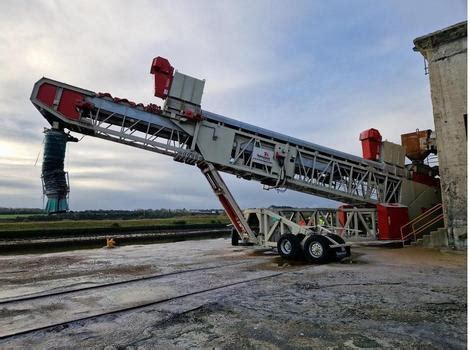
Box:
400 203 444 244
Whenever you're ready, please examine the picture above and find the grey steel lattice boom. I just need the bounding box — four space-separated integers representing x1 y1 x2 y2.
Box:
31 76 404 209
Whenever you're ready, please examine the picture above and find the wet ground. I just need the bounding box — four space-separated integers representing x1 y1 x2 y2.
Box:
0 228 230 254
0 238 466 349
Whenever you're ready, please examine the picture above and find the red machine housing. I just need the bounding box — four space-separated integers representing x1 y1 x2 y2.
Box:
150 56 174 99
376 203 409 240
411 172 440 187
36 82 85 121
360 128 382 161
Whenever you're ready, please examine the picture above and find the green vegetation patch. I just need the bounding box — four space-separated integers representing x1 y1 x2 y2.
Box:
0 214 47 220
0 215 230 239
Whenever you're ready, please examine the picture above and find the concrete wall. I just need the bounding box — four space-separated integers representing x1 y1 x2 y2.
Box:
414 22 467 249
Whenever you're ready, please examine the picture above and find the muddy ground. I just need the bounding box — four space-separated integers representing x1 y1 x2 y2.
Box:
0 238 466 349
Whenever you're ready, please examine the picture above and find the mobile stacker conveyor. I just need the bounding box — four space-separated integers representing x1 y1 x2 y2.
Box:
30 57 441 262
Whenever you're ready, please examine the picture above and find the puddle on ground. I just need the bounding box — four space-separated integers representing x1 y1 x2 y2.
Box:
340 258 367 265
0 233 230 256
272 257 311 267
245 249 277 257
241 246 368 268
245 256 312 271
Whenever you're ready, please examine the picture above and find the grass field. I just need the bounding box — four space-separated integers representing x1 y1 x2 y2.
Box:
0 215 229 232
0 214 46 220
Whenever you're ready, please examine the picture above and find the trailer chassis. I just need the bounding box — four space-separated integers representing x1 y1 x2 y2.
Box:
230 208 351 263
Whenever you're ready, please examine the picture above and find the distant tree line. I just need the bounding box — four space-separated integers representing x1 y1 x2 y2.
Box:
0 207 44 214
0 208 225 222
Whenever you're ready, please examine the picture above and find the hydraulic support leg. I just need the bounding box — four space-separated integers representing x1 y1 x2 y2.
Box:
198 162 257 242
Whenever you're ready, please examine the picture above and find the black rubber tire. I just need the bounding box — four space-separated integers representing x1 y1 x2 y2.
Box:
302 235 331 263
277 234 301 259
231 229 240 246
326 233 345 243
326 233 351 260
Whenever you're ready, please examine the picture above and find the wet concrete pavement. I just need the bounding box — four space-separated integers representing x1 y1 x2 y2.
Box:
0 238 466 349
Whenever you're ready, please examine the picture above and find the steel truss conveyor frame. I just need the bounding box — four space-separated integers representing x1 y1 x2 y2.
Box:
31 78 404 200
31 63 406 242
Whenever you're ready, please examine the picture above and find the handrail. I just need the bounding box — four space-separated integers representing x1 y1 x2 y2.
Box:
401 203 443 242
411 204 442 231
413 214 444 237
405 203 442 229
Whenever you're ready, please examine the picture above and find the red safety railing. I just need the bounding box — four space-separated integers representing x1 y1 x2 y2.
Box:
400 204 444 244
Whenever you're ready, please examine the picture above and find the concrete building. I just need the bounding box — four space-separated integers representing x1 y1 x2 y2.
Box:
413 21 467 249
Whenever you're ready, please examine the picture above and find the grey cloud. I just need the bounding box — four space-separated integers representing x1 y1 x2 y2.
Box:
0 1 464 210
0 177 37 189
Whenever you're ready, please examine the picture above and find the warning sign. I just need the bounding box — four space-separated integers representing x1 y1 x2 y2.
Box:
252 146 274 166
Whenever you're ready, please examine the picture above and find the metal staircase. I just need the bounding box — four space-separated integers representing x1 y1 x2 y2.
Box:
400 203 444 245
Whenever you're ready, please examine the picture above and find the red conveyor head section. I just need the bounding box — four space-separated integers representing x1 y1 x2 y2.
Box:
150 56 174 99
359 128 382 161
34 80 93 121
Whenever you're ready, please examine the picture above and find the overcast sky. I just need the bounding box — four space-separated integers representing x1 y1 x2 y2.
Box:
0 0 466 210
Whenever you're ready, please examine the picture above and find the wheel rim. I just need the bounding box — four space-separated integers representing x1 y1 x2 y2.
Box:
309 242 323 258
280 240 292 255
